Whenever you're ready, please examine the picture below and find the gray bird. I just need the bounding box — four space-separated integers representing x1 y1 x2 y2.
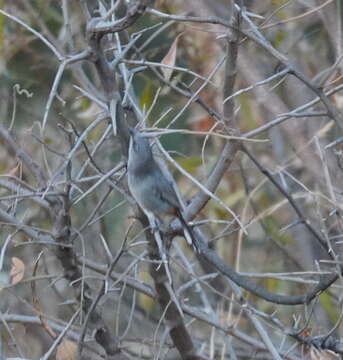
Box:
127 128 197 249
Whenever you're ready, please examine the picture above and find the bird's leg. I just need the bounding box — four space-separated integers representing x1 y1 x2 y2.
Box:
143 212 172 282
144 211 167 254
143 211 156 232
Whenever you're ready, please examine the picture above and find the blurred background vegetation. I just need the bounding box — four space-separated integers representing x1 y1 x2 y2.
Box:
1 0 343 359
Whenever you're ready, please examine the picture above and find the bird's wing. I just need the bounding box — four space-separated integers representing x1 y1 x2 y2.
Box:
153 170 181 210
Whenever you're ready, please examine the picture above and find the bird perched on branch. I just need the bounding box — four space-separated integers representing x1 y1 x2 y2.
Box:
127 127 197 250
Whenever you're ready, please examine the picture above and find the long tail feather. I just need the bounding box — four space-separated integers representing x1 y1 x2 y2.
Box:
176 210 199 252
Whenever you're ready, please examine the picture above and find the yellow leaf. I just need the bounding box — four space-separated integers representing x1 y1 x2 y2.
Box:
10 257 25 284
224 189 245 207
140 83 154 111
274 31 285 48
177 156 202 174
138 271 155 313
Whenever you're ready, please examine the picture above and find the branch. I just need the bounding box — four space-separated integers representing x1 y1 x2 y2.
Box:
242 146 330 255
147 228 201 360
87 0 153 36
0 125 47 188
239 8 343 133
52 163 121 357
185 6 241 220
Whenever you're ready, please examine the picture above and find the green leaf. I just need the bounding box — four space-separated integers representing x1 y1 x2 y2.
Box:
139 83 154 114
319 292 339 323
177 156 202 174
263 216 294 245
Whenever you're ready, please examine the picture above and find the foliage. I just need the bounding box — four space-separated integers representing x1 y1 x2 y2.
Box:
1 1 343 359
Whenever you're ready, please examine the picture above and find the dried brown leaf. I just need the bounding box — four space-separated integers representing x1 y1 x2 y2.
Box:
161 33 182 81
7 163 20 176
10 257 25 284
56 340 77 360
310 348 340 359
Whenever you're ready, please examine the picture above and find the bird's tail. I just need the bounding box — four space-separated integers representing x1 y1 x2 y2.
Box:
176 210 199 252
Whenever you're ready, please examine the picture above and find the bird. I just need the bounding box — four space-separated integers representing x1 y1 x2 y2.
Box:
127 128 197 250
